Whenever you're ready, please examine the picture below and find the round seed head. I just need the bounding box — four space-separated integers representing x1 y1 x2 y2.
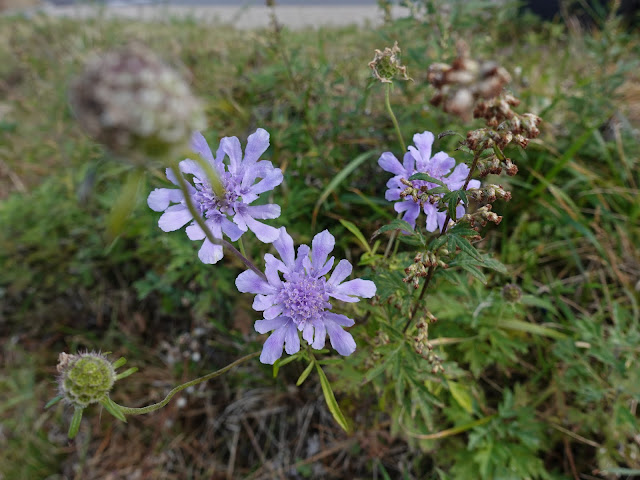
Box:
57 352 116 408
69 43 206 164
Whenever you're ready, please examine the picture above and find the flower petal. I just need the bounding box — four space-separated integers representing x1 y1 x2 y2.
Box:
147 188 183 212
255 316 289 334
328 259 352 286
253 294 276 311
311 230 335 271
445 162 469 190
333 279 376 300
221 136 243 175
236 270 276 295
258 324 287 364
264 303 285 320
221 217 244 242
198 239 224 264
158 205 193 232
423 203 439 232
246 204 281 220
468 179 481 190
264 254 284 289
310 318 326 350
378 152 404 176
402 151 415 173
324 312 355 327
186 223 206 240
243 128 270 168
190 131 214 162
273 227 295 270
248 168 283 196
412 131 434 167
324 314 356 356
395 201 420 229
284 323 301 355
243 215 280 243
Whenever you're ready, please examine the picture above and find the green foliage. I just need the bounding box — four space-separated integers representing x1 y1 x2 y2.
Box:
0 3 639 478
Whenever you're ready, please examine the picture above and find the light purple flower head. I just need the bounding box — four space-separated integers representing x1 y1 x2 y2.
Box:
148 128 283 264
236 228 377 364
379 131 481 232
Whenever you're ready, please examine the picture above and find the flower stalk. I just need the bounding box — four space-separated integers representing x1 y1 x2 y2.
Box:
116 351 260 415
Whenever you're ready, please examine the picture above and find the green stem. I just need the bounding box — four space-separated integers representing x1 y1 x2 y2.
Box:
385 82 406 152
402 152 481 334
117 352 260 415
238 237 248 259
169 163 266 280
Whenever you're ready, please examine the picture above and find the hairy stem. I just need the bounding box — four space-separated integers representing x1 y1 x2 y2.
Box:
169 163 266 280
117 352 260 415
402 152 481 334
384 82 406 152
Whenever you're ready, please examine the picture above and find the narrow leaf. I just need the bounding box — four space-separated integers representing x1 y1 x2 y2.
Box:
45 395 63 409
498 319 567 340
459 263 487 284
339 219 372 254
296 361 315 386
316 364 350 432
101 397 127 422
68 407 84 439
372 218 414 238
453 236 482 261
115 367 138 381
449 381 474 414
408 172 447 188
312 151 376 229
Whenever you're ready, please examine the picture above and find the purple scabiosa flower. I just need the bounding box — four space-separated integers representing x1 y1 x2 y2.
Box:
148 128 283 264
236 228 376 364
378 131 481 232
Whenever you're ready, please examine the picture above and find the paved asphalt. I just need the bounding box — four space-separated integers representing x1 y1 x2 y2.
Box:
35 0 408 29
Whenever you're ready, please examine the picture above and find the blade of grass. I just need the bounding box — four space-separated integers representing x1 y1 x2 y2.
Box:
311 151 376 229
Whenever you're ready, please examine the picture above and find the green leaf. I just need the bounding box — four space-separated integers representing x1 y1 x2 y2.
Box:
112 357 127 369
115 367 138 381
339 219 372 254
273 351 302 377
430 235 448 251
372 218 414 239
497 319 567 340
316 364 350 432
45 395 63 409
478 254 508 274
101 396 127 422
106 168 144 238
427 186 450 195
408 172 447 188
296 361 315 386
449 381 474 414
438 130 464 140
68 407 84 439
448 224 479 237
312 151 376 228
459 263 487 284
453 235 481 261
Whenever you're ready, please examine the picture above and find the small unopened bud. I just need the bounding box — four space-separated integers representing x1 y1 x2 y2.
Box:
502 283 523 303
70 43 206 164
57 352 116 408
369 41 411 84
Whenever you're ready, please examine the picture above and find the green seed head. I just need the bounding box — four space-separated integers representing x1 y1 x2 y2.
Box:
57 352 116 408
502 283 523 303
369 41 411 84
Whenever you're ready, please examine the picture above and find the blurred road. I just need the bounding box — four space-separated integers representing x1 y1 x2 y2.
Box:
35 0 408 29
